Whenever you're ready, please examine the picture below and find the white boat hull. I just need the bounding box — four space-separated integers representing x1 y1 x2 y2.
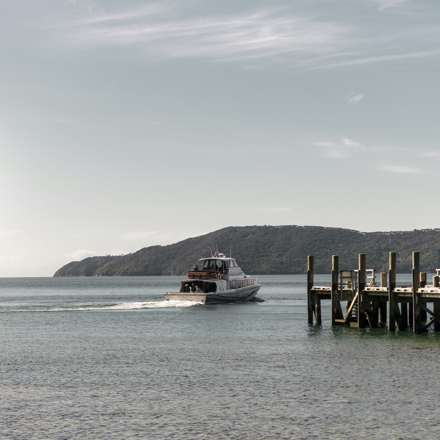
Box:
164 293 207 304
165 284 260 305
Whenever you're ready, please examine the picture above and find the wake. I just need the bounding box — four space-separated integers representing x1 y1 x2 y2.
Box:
1 300 203 313
108 300 203 309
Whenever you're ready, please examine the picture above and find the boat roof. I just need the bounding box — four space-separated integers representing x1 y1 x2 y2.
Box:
199 257 236 261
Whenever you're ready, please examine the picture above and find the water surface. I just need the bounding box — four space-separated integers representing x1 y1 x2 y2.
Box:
1 275 439 439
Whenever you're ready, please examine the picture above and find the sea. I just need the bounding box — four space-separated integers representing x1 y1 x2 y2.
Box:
1 274 440 439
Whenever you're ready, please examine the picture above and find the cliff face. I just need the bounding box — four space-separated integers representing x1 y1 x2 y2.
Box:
53 225 440 276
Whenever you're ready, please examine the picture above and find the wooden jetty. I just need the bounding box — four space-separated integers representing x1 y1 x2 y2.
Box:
307 252 440 333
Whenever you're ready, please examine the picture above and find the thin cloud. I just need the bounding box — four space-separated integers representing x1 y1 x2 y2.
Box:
314 137 365 158
45 3 440 70
422 151 440 158
52 7 350 64
315 51 437 69
378 165 423 173
374 0 408 10
349 92 364 105
66 5 167 27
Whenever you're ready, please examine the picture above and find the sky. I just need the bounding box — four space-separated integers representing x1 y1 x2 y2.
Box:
1 0 440 276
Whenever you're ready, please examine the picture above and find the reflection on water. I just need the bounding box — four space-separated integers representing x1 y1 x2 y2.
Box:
1 275 439 439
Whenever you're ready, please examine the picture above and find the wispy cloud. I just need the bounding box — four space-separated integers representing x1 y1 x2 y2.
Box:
45 3 440 69
315 51 438 69
374 0 408 11
348 92 364 105
422 151 440 158
378 165 423 173
314 137 365 158
66 5 167 27
52 7 350 65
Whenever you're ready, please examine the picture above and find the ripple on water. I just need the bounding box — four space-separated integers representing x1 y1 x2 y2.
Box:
1 276 440 439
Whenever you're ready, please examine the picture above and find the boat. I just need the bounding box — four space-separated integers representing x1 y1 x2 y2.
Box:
164 250 261 304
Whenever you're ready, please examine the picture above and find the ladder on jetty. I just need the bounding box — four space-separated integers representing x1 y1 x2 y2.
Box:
307 252 440 333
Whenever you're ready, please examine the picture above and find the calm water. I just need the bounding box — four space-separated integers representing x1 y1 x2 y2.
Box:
1 275 440 439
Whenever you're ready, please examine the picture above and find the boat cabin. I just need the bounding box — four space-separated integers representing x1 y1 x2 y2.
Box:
187 257 244 280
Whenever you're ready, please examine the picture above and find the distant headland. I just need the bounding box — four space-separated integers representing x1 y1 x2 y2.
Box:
53 225 440 277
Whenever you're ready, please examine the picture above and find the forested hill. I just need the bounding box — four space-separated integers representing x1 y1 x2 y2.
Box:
53 226 440 277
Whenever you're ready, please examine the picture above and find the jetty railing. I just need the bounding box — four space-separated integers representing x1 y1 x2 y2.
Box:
307 251 440 333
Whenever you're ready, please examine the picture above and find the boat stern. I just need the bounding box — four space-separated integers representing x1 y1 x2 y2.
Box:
164 293 206 304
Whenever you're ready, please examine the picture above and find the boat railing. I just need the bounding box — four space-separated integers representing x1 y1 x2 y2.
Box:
229 278 258 289
187 270 227 280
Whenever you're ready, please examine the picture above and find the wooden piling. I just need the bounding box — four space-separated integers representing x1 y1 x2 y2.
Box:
379 272 387 326
401 273 409 330
434 276 440 331
315 290 322 325
408 303 413 329
388 252 397 331
400 302 408 330
369 300 379 328
420 273 427 322
331 255 340 325
358 253 367 328
307 256 315 324
412 252 422 333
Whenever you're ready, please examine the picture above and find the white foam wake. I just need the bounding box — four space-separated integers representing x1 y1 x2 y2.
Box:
1 300 203 313
108 300 203 309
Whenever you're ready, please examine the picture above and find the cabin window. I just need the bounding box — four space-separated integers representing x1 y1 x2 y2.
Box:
202 260 216 270
204 282 216 293
180 282 216 293
201 259 231 271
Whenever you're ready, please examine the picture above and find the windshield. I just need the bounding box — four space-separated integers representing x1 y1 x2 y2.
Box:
202 259 228 270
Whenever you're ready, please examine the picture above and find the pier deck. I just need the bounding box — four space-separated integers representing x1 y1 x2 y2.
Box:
307 252 440 333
